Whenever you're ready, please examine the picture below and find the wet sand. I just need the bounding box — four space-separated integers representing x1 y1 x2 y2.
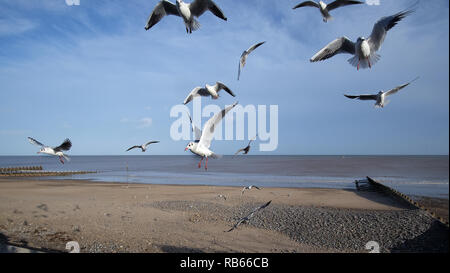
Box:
0 178 447 253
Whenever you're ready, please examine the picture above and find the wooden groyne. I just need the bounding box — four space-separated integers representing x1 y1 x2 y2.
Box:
358 177 449 227
0 166 96 177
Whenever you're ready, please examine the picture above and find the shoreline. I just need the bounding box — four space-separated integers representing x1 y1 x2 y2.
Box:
0 178 448 253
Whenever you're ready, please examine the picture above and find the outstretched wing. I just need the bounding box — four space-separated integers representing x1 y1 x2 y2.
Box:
145 0 180 30
293 1 320 9
189 0 227 20
226 201 272 232
186 111 202 141
385 77 419 97
246 41 266 55
344 94 378 101
199 102 238 149
53 139 72 152
217 82 236 97
144 141 160 147
234 148 246 155
367 9 414 52
327 0 364 11
28 137 45 147
183 87 210 104
126 146 141 152
310 37 355 62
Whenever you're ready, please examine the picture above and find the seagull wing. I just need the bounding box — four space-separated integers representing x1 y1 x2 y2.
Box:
344 94 378 101
28 137 45 147
367 9 414 52
199 102 238 149
246 41 266 54
126 146 141 152
238 42 265 80
327 0 364 11
144 141 160 148
293 1 320 9
216 82 236 97
384 77 419 97
246 200 272 220
183 87 209 104
186 111 203 141
234 148 246 155
53 139 72 152
310 37 355 62
145 0 180 30
189 0 227 20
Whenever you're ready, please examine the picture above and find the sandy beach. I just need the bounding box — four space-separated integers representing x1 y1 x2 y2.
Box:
0 178 448 253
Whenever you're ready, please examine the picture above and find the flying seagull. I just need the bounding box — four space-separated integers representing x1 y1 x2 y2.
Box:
185 102 238 170
145 0 227 33
293 0 364 22
28 137 72 164
310 9 414 70
238 41 265 80
183 82 235 105
126 141 160 152
344 77 419 108
234 135 257 156
241 185 261 195
225 201 272 232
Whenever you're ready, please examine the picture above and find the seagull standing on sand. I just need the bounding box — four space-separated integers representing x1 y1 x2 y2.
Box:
238 42 265 80
344 77 419 108
293 0 364 22
126 141 160 152
310 9 414 70
226 201 272 232
185 102 238 170
145 0 227 33
234 135 257 156
183 82 236 105
241 185 261 195
28 137 72 164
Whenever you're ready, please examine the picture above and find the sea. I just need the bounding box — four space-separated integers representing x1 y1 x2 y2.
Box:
0 155 448 199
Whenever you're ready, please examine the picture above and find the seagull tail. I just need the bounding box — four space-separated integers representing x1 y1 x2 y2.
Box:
191 19 201 32
348 53 381 69
62 154 71 162
210 153 222 159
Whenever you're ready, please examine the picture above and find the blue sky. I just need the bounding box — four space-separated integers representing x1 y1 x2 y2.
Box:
0 0 448 156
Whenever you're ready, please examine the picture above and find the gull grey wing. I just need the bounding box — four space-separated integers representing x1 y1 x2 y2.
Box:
126 146 141 152
234 148 246 155
344 94 377 100
28 137 45 147
190 0 227 20
217 82 236 97
385 77 419 97
247 41 266 54
367 9 414 52
293 1 320 9
327 0 364 11
145 0 180 30
237 59 242 80
145 141 160 147
53 139 72 152
184 87 209 104
186 111 203 141
199 102 238 149
310 37 355 62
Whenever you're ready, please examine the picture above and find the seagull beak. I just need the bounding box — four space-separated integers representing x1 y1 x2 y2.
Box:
185 148 189 151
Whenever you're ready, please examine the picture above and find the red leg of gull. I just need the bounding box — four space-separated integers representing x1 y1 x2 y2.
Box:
368 58 372 69
357 58 360 71
59 156 64 164
205 157 208 171
198 157 203 168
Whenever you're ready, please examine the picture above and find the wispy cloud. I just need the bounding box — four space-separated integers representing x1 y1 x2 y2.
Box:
0 17 37 36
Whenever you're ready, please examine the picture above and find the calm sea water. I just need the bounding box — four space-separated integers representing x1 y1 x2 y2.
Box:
0 155 448 199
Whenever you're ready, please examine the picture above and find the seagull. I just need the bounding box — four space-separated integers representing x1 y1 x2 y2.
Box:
293 0 364 23
241 185 261 195
126 141 160 152
310 9 414 70
183 82 236 105
28 137 72 164
186 110 202 142
145 0 227 33
344 77 419 108
185 102 238 170
225 201 272 232
238 41 265 80
234 135 257 156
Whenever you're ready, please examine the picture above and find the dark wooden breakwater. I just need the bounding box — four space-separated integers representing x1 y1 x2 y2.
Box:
0 166 96 177
356 176 449 227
